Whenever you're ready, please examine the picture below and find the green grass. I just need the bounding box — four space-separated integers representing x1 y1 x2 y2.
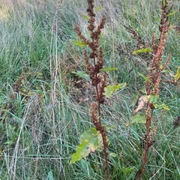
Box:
0 0 179 179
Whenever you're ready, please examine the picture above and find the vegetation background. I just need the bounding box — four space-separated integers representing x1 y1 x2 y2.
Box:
0 0 179 179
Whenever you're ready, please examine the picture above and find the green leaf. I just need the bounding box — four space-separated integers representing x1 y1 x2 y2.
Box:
161 104 170 111
167 11 177 17
4 140 14 145
174 66 180 82
80 14 90 21
100 67 118 72
161 69 172 74
149 95 159 104
138 72 150 82
72 40 87 47
154 103 170 111
122 166 135 176
72 71 90 80
95 6 103 12
132 48 152 55
131 114 146 124
70 128 103 164
109 152 117 157
104 83 126 98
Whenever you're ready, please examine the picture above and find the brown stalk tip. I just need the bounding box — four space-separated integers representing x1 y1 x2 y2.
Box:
87 0 95 17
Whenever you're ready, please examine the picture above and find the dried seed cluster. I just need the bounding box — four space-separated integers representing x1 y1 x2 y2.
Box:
74 0 109 172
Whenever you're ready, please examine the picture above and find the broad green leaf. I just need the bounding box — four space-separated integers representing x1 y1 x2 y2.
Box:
95 6 103 12
104 83 126 98
131 114 146 124
154 103 170 111
132 48 152 55
70 128 103 164
149 94 159 104
100 67 118 72
138 72 150 82
72 40 87 47
174 66 180 82
72 71 90 80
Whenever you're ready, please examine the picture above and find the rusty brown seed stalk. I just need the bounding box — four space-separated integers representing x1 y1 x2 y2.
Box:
74 0 109 177
135 1 173 179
